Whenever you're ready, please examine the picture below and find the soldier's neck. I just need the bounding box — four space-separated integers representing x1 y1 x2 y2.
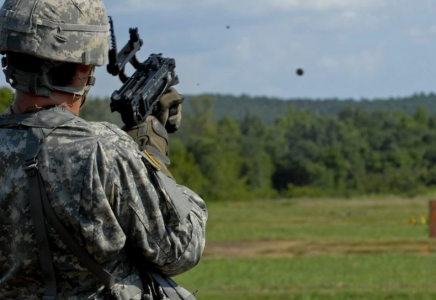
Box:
12 90 83 116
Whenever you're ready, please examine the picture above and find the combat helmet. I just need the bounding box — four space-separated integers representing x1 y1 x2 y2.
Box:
0 0 110 96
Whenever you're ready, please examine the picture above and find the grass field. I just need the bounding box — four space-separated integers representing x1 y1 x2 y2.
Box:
175 197 436 299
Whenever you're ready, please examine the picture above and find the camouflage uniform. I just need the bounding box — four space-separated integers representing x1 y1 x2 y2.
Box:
0 106 208 300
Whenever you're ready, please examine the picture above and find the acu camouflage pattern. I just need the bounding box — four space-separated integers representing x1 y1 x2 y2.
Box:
0 0 109 66
0 107 208 300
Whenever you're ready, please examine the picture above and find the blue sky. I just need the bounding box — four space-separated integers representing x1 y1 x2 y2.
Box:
3 0 436 100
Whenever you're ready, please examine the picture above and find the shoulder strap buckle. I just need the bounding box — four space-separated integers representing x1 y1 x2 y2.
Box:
23 157 38 175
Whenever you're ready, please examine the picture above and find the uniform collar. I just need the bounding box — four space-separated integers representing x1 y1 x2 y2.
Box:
3 105 76 117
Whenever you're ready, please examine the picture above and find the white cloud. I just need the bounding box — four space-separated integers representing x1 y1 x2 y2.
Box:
272 0 382 11
320 48 385 78
107 0 384 15
173 54 211 92
408 25 436 43
340 11 357 19
234 37 253 62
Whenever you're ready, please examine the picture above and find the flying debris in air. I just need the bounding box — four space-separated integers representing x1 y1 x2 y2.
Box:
296 68 304 76
226 25 231 29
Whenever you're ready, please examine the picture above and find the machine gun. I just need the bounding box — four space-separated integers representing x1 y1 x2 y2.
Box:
107 17 179 128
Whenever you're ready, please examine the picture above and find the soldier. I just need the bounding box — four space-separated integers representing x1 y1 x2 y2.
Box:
0 1 207 300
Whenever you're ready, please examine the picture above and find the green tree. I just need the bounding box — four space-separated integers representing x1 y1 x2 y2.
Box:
169 139 209 197
80 96 122 126
240 114 275 197
0 86 13 113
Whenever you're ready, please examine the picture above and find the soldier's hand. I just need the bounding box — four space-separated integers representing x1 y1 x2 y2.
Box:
124 115 174 179
155 87 184 133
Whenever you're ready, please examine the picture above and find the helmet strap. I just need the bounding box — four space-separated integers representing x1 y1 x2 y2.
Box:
3 57 96 101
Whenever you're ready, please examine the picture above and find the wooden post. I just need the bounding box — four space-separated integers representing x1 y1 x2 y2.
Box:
430 201 436 238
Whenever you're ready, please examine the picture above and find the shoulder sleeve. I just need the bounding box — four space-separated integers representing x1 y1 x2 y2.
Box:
98 123 208 276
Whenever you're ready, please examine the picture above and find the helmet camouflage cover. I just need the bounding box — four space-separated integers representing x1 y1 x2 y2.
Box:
0 0 109 66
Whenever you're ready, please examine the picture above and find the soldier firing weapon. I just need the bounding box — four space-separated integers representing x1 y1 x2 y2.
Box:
107 16 180 128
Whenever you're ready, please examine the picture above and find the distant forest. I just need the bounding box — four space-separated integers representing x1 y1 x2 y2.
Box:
3 87 436 200
185 92 436 123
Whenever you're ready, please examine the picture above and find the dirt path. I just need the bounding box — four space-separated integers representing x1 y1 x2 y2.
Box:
204 239 436 258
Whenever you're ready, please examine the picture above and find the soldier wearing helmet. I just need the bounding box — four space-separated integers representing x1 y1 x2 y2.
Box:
0 1 208 300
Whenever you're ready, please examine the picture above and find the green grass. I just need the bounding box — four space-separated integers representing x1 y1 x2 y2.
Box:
177 255 436 299
174 197 436 299
205 197 432 241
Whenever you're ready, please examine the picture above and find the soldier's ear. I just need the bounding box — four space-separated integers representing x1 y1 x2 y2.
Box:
76 64 92 75
72 64 93 87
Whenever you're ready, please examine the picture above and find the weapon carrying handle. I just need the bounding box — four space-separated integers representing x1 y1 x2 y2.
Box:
107 17 143 80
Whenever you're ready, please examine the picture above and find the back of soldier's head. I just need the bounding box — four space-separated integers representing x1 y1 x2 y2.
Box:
0 0 110 96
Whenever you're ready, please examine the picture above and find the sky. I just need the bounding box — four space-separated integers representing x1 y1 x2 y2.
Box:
3 0 436 100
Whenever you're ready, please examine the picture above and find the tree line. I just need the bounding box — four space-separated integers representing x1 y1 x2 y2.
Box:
2 87 436 200
186 92 436 123
173 97 436 200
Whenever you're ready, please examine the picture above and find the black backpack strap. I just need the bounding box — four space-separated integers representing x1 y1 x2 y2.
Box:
25 127 57 300
38 171 118 288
